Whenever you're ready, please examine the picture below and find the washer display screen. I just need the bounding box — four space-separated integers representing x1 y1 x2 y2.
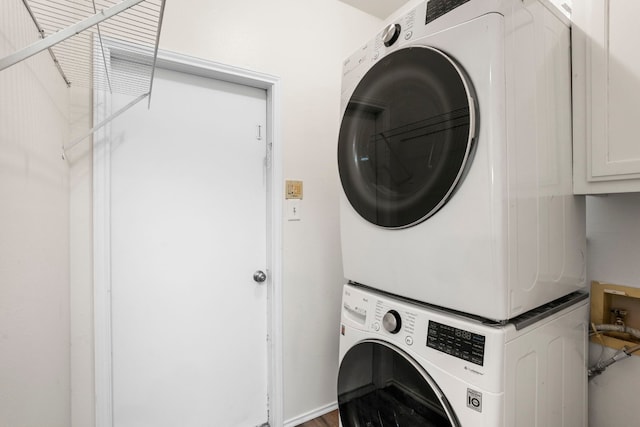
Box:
427 321 485 366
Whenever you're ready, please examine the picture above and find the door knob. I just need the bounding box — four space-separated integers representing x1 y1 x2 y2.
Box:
253 270 267 283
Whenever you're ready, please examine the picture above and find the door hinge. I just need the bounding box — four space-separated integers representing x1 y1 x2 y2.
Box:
265 142 273 169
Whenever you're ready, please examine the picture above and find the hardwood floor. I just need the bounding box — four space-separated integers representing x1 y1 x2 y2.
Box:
296 409 339 427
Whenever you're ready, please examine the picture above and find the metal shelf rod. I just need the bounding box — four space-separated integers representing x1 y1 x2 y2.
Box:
21 0 71 86
62 91 149 159
146 0 165 107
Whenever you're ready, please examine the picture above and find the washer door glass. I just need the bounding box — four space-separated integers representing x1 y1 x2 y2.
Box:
338 340 459 427
338 47 477 228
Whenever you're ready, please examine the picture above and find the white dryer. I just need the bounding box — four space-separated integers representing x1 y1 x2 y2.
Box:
337 0 586 321
337 283 588 426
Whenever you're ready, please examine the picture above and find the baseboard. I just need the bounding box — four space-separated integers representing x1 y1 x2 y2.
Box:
283 401 338 427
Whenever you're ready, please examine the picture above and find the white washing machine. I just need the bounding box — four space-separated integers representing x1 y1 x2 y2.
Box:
337 283 588 426
337 0 586 321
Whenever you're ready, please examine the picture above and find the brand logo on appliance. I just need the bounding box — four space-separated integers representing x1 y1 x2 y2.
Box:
466 388 482 413
464 366 484 376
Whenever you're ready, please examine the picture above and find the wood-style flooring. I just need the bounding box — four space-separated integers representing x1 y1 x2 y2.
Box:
296 409 339 427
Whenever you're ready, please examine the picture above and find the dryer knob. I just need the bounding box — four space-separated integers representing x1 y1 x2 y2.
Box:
382 23 401 47
382 310 402 334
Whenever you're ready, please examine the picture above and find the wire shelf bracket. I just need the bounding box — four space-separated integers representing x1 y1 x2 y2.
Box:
1 0 166 159
1 0 151 72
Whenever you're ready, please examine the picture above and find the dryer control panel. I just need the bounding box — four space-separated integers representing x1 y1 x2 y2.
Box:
427 320 485 366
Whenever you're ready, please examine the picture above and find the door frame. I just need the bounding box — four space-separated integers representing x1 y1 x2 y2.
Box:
93 48 284 427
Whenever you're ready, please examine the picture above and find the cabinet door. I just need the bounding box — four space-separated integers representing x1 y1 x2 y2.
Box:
573 0 640 194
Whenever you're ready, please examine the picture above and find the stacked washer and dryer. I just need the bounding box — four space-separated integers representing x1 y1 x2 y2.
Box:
336 1 589 426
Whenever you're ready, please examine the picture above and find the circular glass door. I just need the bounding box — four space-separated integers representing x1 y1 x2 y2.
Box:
338 340 459 427
338 47 477 228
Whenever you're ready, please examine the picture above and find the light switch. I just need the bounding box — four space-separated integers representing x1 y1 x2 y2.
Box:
287 199 301 221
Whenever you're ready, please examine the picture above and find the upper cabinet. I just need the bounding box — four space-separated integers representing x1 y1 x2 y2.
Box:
572 0 640 194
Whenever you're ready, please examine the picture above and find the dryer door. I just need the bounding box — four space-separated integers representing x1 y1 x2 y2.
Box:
338 47 477 228
337 340 460 427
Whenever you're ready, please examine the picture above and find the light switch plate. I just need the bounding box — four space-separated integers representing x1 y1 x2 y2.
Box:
287 199 301 221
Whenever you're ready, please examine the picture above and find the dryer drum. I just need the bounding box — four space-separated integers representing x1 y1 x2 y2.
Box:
337 340 459 427
338 47 478 229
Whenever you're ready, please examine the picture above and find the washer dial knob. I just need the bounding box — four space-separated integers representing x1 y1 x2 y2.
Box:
382 23 401 47
382 310 402 334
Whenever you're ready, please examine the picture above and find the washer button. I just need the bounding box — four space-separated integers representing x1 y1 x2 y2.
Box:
404 31 413 40
373 322 380 331
405 336 413 346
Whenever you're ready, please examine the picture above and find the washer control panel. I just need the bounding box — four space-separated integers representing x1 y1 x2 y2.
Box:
374 300 417 334
427 320 485 366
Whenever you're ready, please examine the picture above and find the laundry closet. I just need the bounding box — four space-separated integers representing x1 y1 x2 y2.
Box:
2 0 640 427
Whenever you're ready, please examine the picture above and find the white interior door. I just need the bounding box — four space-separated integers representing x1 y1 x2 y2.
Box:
108 66 268 427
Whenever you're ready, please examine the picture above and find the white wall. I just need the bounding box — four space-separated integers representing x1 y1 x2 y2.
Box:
0 2 71 426
586 194 640 427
